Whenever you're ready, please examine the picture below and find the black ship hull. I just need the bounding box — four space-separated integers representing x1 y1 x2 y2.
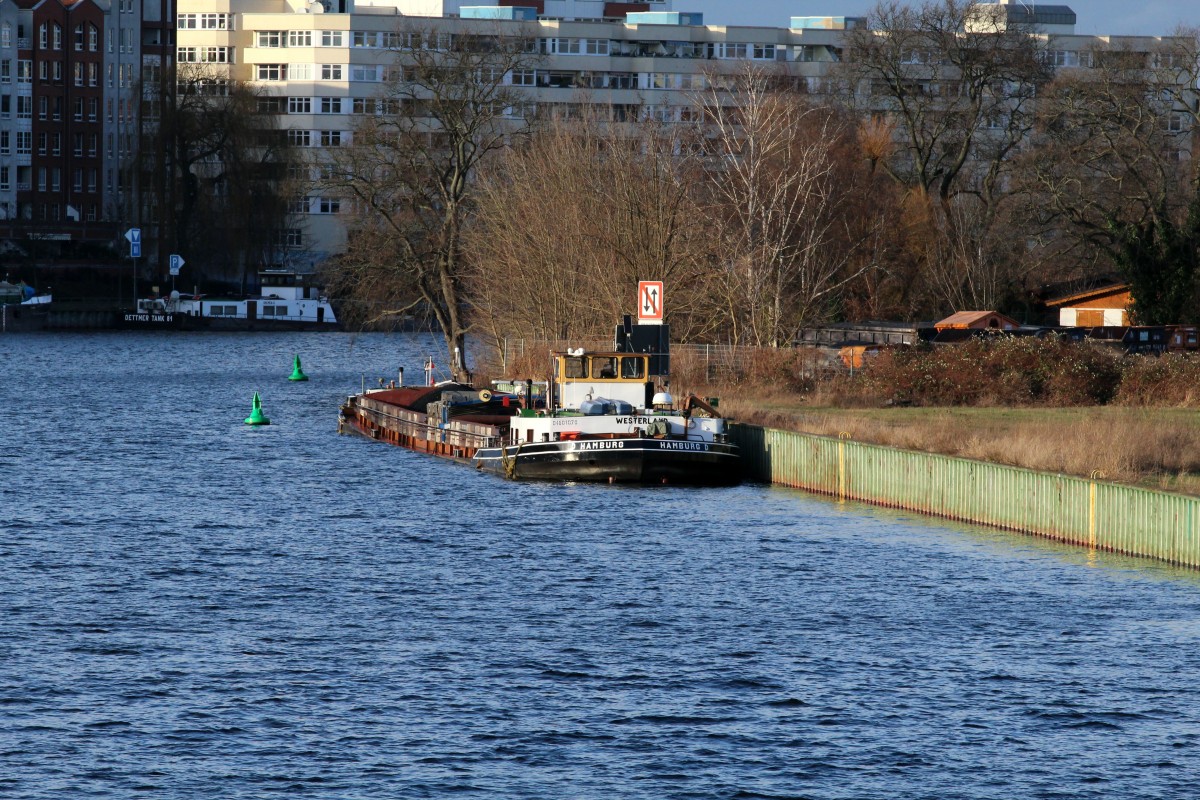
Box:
472 438 741 485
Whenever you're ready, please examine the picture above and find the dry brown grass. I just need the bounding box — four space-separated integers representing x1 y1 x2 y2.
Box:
714 391 1200 495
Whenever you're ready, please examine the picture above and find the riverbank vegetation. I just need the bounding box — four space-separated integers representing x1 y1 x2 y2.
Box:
669 340 1200 494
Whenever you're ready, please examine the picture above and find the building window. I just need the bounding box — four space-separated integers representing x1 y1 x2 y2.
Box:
74 133 83 156
320 130 341 146
1044 49 1088 68
350 65 378 82
88 24 98 51
0 94 7 118
0 167 8 191
74 24 83 51
320 64 342 80
88 133 97 156
288 64 311 80
0 60 9 83
73 168 82 191
288 196 310 214
52 133 60 155
1 24 9 49
319 96 340 114
38 23 46 49
288 96 311 113
16 131 29 154
289 30 311 47
352 31 375 48
257 64 285 81
541 38 581 55
321 31 344 47
37 166 46 190
257 31 283 48
17 94 30 118
88 62 97 86
74 61 83 86
16 59 30 83
287 129 311 147
584 38 609 55
318 198 340 214
258 96 286 113
52 24 61 51
277 229 303 247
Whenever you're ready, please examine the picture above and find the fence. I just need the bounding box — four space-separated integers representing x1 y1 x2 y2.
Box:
731 423 1200 568
498 338 842 382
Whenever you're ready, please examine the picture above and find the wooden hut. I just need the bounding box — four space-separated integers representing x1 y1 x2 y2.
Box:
933 310 1020 332
1044 283 1131 327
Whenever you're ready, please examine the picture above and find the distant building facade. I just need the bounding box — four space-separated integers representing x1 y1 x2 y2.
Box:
2 0 1194 282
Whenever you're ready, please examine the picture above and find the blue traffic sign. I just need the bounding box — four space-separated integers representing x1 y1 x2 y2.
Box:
126 227 141 258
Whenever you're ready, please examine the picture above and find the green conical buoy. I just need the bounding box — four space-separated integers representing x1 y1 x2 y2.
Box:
288 354 309 382
244 392 271 426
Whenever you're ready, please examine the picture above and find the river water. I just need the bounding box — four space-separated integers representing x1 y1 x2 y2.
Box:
3 331 1200 799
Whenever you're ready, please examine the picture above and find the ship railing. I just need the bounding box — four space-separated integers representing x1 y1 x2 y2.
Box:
362 403 504 447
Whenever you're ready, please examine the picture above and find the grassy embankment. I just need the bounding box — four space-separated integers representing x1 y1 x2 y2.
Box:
715 395 1200 496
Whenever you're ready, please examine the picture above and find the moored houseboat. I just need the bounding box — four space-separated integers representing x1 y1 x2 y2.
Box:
118 269 339 331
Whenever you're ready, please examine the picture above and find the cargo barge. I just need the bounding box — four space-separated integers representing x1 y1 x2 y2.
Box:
338 347 741 486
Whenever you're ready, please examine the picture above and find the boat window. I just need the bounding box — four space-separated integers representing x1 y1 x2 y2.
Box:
620 356 645 379
563 356 585 378
591 356 617 379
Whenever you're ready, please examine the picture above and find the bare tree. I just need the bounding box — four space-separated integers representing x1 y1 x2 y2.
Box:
1023 36 1200 323
153 64 299 292
839 0 1052 311
321 23 537 378
697 65 881 345
467 110 717 352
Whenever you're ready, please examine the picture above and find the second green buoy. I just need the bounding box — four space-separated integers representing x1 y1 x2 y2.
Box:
288 354 309 382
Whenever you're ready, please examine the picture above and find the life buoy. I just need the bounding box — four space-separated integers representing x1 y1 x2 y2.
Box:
478 389 493 402
687 418 697 429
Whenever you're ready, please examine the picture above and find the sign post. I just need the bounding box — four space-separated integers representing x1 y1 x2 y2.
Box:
125 228 141 303
168 253 185 294
637 280 664 325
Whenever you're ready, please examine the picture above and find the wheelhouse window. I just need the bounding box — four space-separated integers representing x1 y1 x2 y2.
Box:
620 357 645 379
563 356 585 379
590 356 617 379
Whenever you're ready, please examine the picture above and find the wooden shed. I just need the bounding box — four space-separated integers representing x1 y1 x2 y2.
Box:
933 310 1019 332
1044 283 1131 327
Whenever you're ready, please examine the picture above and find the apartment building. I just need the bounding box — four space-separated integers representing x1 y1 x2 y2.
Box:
0 0 170 269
